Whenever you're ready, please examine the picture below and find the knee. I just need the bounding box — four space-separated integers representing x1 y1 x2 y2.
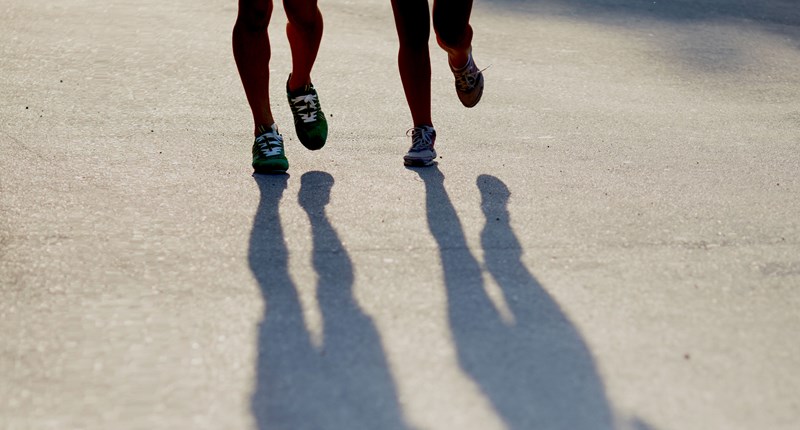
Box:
235 0 273 32
283 0 321 28
402 30 429 51
395 17 429 50
432 15 468 49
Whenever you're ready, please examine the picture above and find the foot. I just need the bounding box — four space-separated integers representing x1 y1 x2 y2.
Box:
403 125 437 167
252 124 289 174
451 51 484 108
287 75 328 150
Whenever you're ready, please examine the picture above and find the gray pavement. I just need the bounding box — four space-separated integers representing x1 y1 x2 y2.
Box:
2 0 799 429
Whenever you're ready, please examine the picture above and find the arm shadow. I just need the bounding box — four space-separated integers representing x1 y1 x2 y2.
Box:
411 166 615 429
249 172 411 430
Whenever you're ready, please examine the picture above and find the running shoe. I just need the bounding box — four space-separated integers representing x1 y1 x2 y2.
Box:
403 125 437 167
451 51 484 108
287 75 328 150
252 124 288 174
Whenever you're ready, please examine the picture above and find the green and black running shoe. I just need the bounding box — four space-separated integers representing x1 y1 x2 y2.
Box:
252 124 289 174
287 75 328 150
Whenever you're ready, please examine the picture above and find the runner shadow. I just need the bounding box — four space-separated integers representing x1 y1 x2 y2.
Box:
412 166 614 429
483 0 800 26
249 172 410 430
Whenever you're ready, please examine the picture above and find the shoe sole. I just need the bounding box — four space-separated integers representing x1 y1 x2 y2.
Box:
253 162 289 174
253 168 288 175
403 157 436 167
297 135 326 151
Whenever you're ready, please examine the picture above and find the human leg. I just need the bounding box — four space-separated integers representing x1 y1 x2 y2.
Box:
283 0 323 90
233 0 275 133
233 0 289 173
283 0 328 150
391 0 438 166
390 0 433 128
433 0 483 107
432 0 473 68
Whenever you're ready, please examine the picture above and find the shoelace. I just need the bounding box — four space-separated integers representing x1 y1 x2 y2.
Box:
454 61 481 92
407 127 435 151
454 58 491 93
256 132 283 157
290 93 319 123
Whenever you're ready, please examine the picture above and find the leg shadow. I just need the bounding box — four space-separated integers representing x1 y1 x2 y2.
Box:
249 172 410 430
412 166 614 429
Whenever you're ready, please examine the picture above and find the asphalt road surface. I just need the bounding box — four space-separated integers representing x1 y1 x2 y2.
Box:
2 0 799 429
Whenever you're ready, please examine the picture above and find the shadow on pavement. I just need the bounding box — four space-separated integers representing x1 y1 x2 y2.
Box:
412 166 615 429
249 172 410 430
483 0 800 74
482 0 800 26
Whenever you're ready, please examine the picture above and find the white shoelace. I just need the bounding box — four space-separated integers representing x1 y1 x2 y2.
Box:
291 94 319 123
256 132 283 157
408 126 435 151
454 59 481 92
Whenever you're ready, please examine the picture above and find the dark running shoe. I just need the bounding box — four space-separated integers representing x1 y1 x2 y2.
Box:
451 51 485 108
287 75 328 150
403 125 437 167
252 124 288 174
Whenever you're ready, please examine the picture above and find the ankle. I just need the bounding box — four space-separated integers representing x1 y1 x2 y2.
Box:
255 123 276 136
448 51 471 70
287 73 311 92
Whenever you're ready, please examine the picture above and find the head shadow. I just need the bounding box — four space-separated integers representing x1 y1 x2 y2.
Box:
249 171 410 430
410 166 615 429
